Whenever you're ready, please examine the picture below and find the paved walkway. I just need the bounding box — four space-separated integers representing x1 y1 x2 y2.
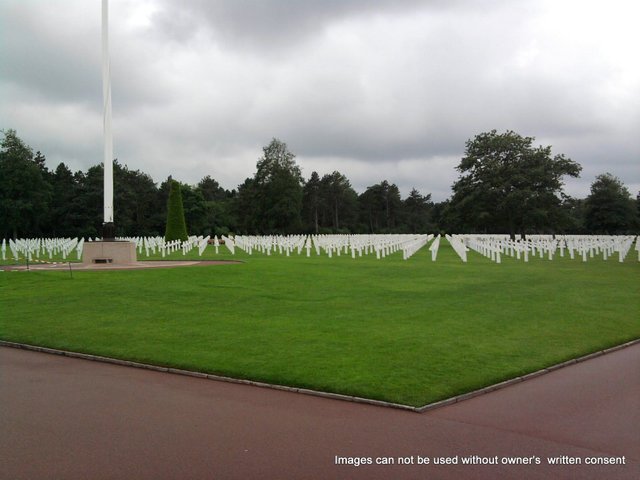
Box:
1 344 638 479
0 260 241 271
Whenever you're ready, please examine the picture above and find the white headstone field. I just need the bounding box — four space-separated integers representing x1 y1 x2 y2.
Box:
2 234 637 266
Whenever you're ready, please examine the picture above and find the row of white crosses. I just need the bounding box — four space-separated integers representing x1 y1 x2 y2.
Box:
401 234 434 260
556 235 637 262
317 234 432 260
429 234 441 261
456 234 639 263
233 235 306 256
117 235 217 258
446 234 468 262
220 235 235 254
1 237 83 262
232 234 433 260
4 234 637 264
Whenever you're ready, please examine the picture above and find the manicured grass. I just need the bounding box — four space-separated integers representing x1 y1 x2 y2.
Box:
1 241 638 406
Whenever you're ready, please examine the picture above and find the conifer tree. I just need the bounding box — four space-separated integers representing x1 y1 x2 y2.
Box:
164 179 188 241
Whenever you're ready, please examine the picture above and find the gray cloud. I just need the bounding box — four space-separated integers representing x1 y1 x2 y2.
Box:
1 0 638 201
151 0 444 50
0 2 100 106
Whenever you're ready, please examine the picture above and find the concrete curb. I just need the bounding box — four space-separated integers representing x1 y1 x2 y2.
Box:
2 338 638 414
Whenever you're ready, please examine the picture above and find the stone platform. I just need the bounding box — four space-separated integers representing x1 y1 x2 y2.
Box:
82 241 137 265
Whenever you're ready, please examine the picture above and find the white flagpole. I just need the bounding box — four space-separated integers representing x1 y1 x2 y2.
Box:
102 0 114 225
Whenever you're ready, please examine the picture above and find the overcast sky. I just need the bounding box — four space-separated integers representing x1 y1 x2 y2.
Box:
1 0 638 200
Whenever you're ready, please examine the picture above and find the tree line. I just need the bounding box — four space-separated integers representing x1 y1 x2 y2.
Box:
1 129 638 239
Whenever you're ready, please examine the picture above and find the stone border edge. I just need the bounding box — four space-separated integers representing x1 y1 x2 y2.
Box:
1 338 638 414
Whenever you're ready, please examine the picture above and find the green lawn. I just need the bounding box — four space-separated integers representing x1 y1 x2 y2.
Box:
1 241 638 407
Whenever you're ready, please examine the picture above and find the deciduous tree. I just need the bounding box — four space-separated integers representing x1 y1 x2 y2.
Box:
253 138 303 234
585 173 635 234
450 130 581 238
0 130 51 238
320 171 358 232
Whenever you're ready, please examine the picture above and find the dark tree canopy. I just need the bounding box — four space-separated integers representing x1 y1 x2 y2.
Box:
233 177 258 234
49 162 79 237
402 188 434 233
450 130 581 237
196 176 234 236
359 180 403 233
4 128 638 238
0 129 51 238
197 175 227 202
255 139 302 184
320 171 358 232
114 162 161 236
299 170 358 234
302 171 322 234
252 138 303 234
585 173 636 234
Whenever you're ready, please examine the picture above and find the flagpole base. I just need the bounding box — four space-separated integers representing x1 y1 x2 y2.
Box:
102 222 116 241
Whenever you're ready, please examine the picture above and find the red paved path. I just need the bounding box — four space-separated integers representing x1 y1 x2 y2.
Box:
1 344 638 479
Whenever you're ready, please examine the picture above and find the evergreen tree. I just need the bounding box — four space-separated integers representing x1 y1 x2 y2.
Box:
403 188 433 233
48 162 78 236
164 179 188 241
302 172 322 234
358 180 402 233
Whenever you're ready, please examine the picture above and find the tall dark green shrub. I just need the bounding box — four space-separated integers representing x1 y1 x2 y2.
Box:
165 180 188 241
